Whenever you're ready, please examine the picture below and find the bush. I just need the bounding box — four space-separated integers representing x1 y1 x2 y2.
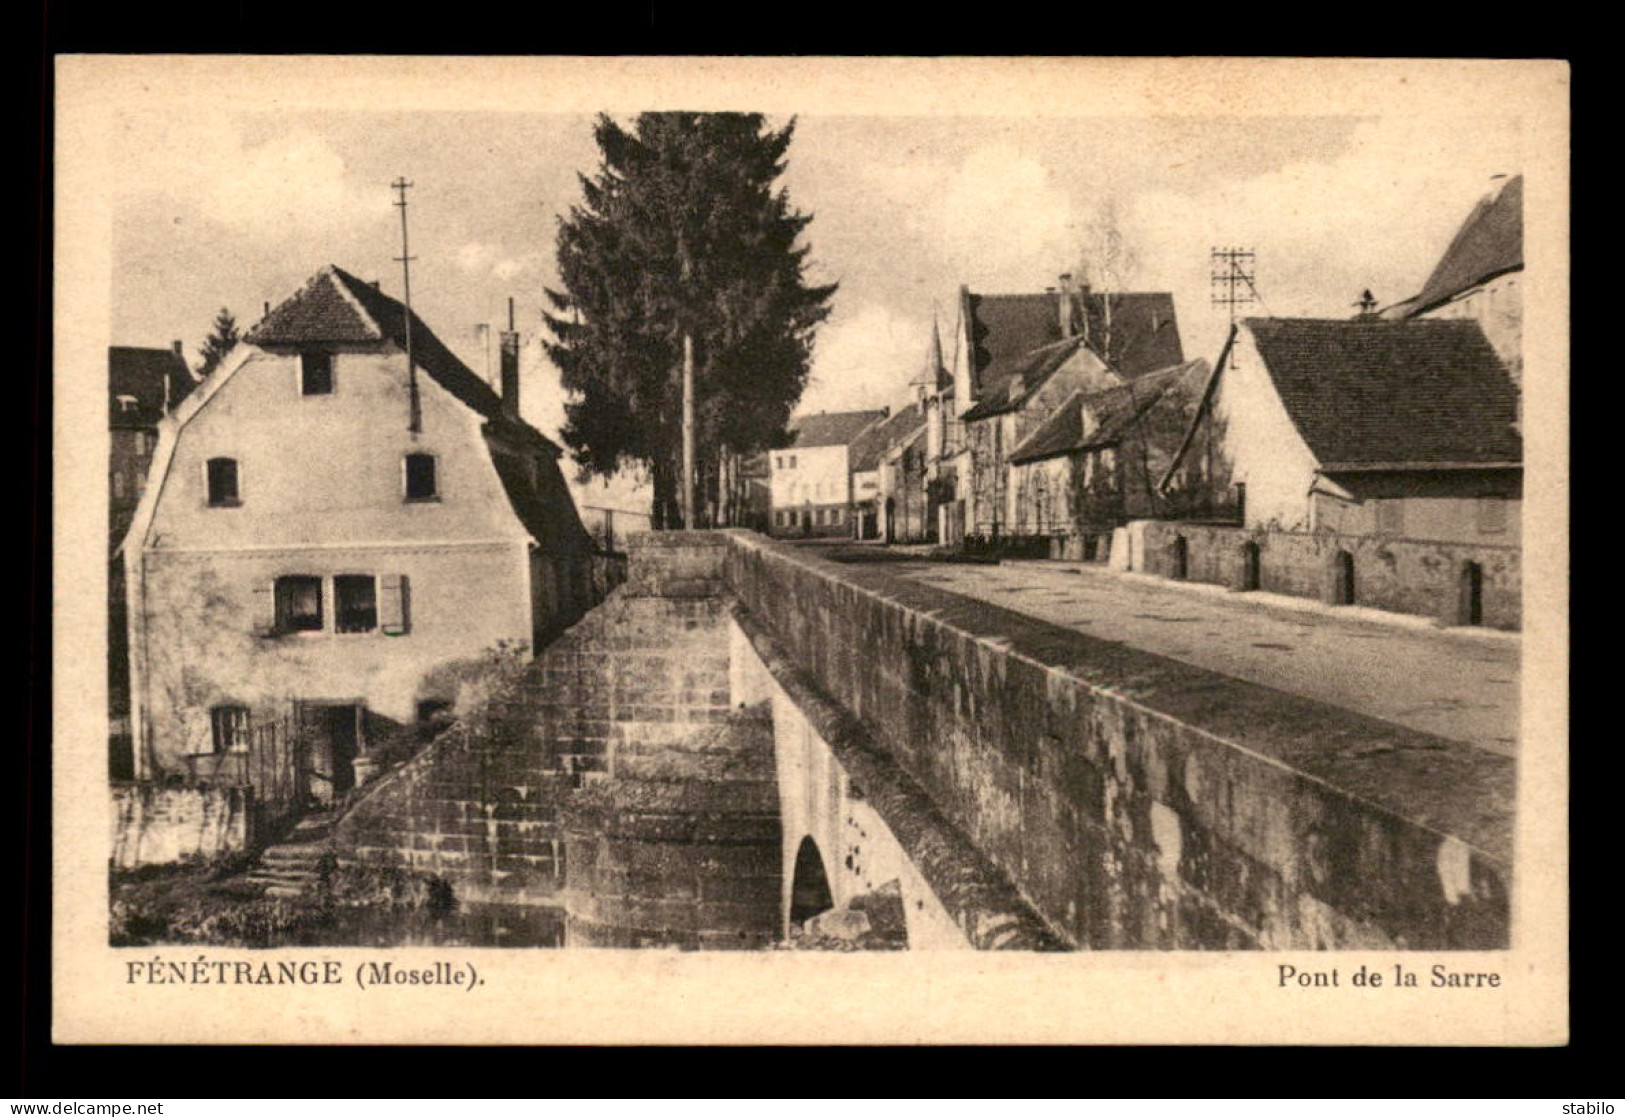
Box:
109 857 457 948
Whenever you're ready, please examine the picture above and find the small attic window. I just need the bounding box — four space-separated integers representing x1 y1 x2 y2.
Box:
300 352 334 395
115 394 139 413
206 457 240 507
404 453 438 501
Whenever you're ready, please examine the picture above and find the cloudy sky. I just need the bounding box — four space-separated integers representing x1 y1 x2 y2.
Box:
111 107 1521 435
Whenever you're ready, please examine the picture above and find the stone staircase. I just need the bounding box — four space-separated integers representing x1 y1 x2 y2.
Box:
242 809 339 898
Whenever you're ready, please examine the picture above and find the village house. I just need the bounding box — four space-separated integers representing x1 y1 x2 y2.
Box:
767 408 887 538
860 400 930 544
1007 358 1208 558
1160 317 1521 544
846 401 927 542
109 344 198 776
1162 173 1525 545
122 265 597 803
1384 174 1522 389
936 277 1185 540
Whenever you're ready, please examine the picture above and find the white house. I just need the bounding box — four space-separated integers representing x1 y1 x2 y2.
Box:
1161 317 1522 543
122 265 597 802
767 409 886 538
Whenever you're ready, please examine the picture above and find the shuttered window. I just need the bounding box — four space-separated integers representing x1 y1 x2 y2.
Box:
335 575 378 633
1477 498 1507 534
379 573 409 635
1376 500 1405 535
274 575 323 633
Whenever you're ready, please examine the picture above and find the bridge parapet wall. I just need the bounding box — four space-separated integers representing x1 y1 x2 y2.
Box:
720 530 1513 950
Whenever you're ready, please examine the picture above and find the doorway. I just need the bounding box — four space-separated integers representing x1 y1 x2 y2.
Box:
299 701 363 805
1459 561 1484 626
1240 540 1261 592
1170 535 1189 581
1331 550 1356 606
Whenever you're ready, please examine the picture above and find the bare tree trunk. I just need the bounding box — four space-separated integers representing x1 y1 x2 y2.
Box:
681 332 695 530
718 446 733 527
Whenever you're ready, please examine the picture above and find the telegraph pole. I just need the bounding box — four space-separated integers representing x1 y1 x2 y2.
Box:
1210 246 1257 328
1207 246 1260 517
393 177 421 434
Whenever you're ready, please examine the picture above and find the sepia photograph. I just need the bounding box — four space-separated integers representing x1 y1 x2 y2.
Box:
53 55 1569 1045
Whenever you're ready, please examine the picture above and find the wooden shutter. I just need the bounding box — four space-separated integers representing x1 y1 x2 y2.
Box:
251 583 276 637
380 574 409 635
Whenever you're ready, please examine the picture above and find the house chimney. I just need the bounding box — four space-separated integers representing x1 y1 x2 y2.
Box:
1057 273 1079 337
371 279 381 290
1354 290 1379 319
499 297 520 419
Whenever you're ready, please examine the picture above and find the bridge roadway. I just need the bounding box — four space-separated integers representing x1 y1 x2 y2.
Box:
818 547 1519 757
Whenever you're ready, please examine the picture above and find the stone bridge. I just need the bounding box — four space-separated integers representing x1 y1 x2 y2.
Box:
329 530 1512 950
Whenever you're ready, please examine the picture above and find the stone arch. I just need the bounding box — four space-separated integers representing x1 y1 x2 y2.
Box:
789 835 835 928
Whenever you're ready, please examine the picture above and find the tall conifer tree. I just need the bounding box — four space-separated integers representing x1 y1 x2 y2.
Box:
543 113 836 527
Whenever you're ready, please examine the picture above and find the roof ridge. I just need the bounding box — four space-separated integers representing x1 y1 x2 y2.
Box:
325 264 387 338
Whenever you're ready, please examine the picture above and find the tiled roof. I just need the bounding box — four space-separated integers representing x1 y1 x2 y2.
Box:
965 289 1183 404
1010 359 1207 464
109 346 195 429
850 401 925 472
245 264 510 424
1005 389 1085 465
960 336 1096 422
1245 318 1522 467
244 265 586 549
486 444 594 555
1409 176 1522 316
788 408 888 450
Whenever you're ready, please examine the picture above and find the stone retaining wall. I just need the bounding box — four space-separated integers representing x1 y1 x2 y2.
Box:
1139 521 1520 630
110 782 250 868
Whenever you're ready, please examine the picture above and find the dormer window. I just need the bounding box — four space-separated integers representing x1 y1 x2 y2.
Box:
116 394 139 413
300 352 334 395
404 453 438 501
205 457 240 506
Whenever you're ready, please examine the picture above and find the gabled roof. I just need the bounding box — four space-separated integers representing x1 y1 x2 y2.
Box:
850 401 925 472
126 266 589 557
964 289 1183 404
788 408 889 450
1010 359 1208 464
245 264 513 427
960 336 1103 422
1245 318 1522 467
1408 175 1523 317
109 346 195 429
